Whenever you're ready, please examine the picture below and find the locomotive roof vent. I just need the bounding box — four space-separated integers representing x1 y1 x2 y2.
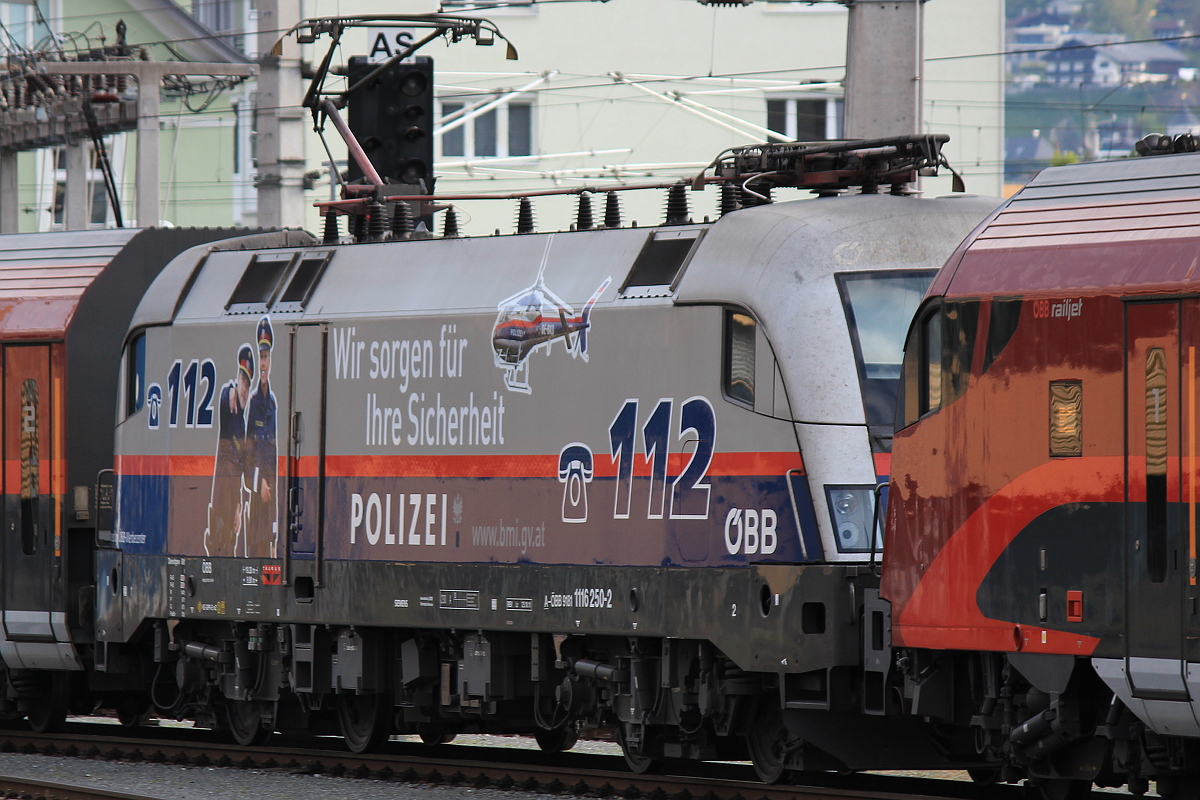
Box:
618 227 705 299
226 253 293 314
226 251 334 315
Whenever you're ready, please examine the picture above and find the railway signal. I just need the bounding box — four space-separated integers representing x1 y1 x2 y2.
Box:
346 55 436 188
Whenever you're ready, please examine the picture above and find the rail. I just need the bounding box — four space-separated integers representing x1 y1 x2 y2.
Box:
0 724 1032 800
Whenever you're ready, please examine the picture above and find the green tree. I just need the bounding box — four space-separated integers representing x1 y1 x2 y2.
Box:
1051 148 1081 166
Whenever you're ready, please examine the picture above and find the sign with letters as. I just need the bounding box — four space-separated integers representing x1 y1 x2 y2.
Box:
367 28 417 64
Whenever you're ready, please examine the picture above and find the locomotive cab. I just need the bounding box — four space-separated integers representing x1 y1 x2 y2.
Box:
0 227 289 731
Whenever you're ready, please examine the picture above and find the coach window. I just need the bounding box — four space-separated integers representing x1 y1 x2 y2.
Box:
982 297 1022 374
941 300 979 407
125 333 146 418
921 307 942 415
897 324 919 430
724 310 755 408
1146 348 1168 583
19 379 38 556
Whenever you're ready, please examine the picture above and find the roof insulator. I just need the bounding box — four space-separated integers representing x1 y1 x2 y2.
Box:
443 207 460 238
576 192 594 231
604 191 622 228
719 182 740 217
352 211 368 243
367 199 388 241
741 181 772 207
322 211 339 244
664 182 690 226
391 200 414 239
516 197 535 234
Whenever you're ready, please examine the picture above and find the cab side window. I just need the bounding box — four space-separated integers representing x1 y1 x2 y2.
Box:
723 310 756 408
125 333 146 418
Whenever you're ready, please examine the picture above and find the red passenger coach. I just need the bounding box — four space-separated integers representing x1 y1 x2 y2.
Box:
881 144 1200 796
0 227 275 729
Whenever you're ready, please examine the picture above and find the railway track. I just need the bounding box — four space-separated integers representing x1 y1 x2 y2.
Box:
0 773 157 800
0 723 1032 800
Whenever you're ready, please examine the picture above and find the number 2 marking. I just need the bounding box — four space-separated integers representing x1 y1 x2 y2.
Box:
671 396 715 519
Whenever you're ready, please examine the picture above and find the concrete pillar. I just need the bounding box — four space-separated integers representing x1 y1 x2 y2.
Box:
136 69 161 228
0 152 18 234
63 140 88 231
843 0 925 140
255 0 307 229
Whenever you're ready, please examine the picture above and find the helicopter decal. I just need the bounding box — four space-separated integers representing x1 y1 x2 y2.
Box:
492 236 611 394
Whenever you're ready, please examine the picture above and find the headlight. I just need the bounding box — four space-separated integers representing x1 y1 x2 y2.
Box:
834 491 857 516
837 521 862 548
824 485 882 554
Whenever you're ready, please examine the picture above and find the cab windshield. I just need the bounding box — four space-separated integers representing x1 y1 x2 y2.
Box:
836 270 936 450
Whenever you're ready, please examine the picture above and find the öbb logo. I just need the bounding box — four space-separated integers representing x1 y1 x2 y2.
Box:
1032 298 1082 320
724 508 778 555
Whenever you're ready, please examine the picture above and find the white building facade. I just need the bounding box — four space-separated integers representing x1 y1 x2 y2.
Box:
299 0 1005 236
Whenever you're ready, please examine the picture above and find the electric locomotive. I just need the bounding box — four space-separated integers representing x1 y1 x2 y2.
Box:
0 137 1002 781
883 136 1200 798
88 137 1001 775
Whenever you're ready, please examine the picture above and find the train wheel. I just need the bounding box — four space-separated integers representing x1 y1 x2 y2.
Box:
967 769 1001 785
534 725 578 754
337 693 391 753
27 673 68 734
616 725 662 775
745 700 791 784
224 700 271 746
115 695 153 728
417 725 457 745
1031 778 1092 800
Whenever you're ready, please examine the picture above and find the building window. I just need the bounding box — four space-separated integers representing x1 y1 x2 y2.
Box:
766 97 842 141
439 0 536 14
438 99 534 159
50 146 112 229
193 0 235 35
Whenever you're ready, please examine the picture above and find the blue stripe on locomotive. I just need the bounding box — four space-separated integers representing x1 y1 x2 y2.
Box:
115 474 169 554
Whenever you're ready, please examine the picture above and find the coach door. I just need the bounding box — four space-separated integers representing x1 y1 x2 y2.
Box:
1 345 55 641
1125 301 1189 698
285 325 327 584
